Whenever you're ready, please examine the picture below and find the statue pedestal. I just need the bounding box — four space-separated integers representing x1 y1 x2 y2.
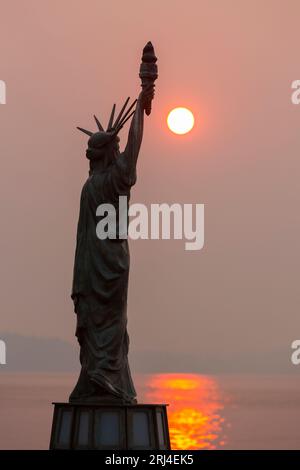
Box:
50 402 170 450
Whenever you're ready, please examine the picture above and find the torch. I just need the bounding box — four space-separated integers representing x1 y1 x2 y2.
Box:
139 41 158 116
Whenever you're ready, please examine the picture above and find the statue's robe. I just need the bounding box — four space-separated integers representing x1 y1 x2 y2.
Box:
70 97 144 403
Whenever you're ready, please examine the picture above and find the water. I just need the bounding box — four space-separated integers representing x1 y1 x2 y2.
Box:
0 373 299 449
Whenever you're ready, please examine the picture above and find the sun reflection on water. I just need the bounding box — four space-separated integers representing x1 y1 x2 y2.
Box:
141 374 227 450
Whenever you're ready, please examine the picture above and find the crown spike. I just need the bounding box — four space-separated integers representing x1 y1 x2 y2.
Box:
94 115 104 131
117 99 137 129
77 126 93 137
115 109 136 134
113 97 130 129
107 104 116 131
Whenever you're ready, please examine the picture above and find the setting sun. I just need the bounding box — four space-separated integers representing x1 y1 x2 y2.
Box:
167 107 195 135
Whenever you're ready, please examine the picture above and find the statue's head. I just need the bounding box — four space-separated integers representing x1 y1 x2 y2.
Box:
77 97 136 166
86 132 120 163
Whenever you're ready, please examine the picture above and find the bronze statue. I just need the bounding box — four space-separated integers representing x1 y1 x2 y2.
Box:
69 42 158 404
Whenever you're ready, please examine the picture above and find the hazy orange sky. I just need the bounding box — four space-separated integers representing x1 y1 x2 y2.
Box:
0 0 299 373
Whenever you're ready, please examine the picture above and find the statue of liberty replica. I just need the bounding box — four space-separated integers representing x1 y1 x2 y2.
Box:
70 43 157 405
50 43 171 450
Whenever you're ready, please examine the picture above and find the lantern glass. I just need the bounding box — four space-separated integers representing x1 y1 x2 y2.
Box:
57 410 72 447
156 410 166 449
132 411 150 447
77 411 90 446
95 411 121 447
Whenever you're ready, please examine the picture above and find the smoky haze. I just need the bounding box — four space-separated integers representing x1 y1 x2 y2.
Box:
0 0 299 373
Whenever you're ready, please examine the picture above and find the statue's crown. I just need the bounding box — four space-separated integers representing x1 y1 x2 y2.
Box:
77 97 137 149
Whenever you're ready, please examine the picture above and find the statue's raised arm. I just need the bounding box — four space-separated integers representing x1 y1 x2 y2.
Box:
118 87 150 186
119 41 158 185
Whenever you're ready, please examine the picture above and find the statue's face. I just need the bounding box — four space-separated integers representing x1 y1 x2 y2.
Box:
87 133 120 165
